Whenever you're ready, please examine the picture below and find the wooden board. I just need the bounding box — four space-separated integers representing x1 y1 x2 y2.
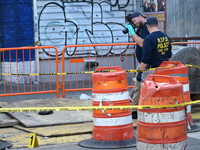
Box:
0 98 93 127
0 113 19 127
14 122 93 137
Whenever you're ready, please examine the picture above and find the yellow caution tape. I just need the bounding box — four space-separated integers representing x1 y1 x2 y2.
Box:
126 64 176 73
185 64 200 69
0 64 176 76
0 62 200 76
0 100 200 113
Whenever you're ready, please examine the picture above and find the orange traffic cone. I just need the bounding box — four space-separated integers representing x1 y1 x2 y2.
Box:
137 75 187 150
155 61 200 133
78 66 136 149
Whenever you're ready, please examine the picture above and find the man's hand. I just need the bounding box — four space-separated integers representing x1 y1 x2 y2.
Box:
136 72 143 82
126 24 136 36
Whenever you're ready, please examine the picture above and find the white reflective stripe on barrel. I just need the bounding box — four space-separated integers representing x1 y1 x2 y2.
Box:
170 74 188 77
183 83 189 92
137 139 187 150
187 105 191 113
138 109 185 123
93 115 132 126
92 91 129 102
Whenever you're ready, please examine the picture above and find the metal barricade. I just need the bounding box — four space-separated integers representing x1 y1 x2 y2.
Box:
61 43 136 98
0 46 60 98
172 41 200 55
172 41 200 48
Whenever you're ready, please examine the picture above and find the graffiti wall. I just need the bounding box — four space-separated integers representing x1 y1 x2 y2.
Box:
36 0 135 56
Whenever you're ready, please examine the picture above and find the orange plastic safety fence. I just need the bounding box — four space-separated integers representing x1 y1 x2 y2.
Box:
61 43 136 98
0 46 60 98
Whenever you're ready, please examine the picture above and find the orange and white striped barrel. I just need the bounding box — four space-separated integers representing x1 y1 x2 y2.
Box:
154 61 195 132
92 66 133 141
137 75 187 150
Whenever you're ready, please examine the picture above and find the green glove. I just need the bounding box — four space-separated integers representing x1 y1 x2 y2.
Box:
126 24 136 36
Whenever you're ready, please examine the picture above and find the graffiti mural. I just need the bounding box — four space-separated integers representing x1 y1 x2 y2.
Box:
37 0 134 56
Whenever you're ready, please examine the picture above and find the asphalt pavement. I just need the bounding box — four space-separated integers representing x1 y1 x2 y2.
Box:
1 88 200 150
9 133 200 150
0 89 92 102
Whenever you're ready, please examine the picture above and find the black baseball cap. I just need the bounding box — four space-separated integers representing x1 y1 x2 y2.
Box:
131 11 147 18
146 17 158 25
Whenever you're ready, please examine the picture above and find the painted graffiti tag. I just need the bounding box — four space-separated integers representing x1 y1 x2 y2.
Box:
38 0 132 57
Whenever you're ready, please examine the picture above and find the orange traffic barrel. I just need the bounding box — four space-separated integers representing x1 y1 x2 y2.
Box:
78 66 136 149
137 75 187 150
155 61 200 133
